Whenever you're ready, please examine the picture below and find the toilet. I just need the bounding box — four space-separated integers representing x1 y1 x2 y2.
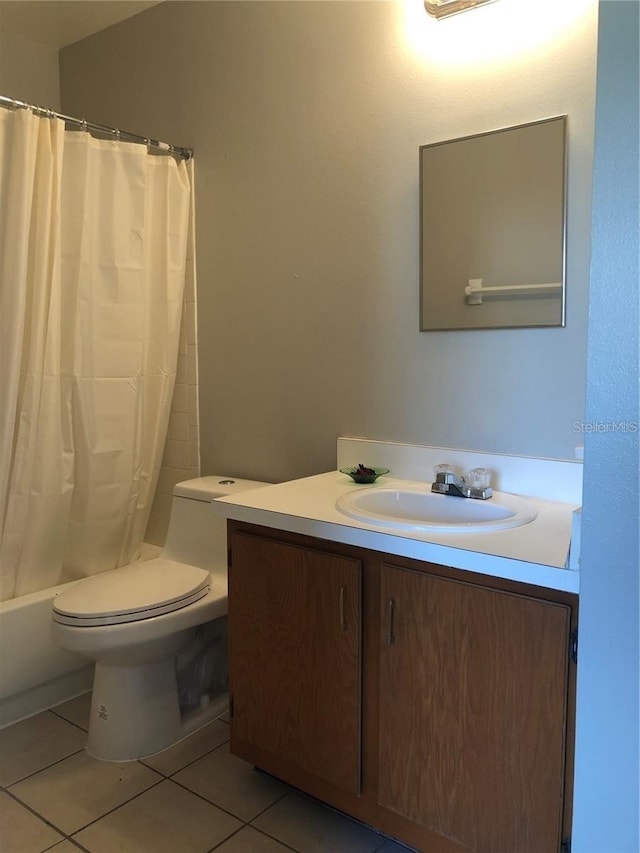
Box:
51 476 267 761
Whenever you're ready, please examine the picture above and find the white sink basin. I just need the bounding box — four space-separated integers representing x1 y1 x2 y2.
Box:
335 484 537 533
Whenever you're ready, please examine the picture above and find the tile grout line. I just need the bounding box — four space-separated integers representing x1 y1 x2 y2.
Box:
137 736 404 853
207 821 302 853
2 708 414 852
3 711 237 847
246 787 410 853
245 786 292 823
204 823 248 853
44 834 91 853
1 785 72 840
4 746 86 789
49 711 89 733
140 730 231 776
8 768 167 847
49 697 92 733
66 774 167 841
167 773 257 825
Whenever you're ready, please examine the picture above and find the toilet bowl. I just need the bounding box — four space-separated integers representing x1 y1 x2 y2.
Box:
51 475 267 761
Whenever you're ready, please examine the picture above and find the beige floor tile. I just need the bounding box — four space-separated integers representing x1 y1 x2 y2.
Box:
8 750 161 835
252 792 384 853
140 718 230 776
174 742 289 822
72 779 242 853
213 825 294 853
0 712 86 787
0 790 64 852
51 692 92 731
47 843 85 852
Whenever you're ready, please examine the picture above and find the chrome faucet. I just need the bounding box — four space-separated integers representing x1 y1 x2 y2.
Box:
431 470 493 500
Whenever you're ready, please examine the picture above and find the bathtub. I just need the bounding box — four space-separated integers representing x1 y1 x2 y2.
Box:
0 580 93 727
0 544 162 728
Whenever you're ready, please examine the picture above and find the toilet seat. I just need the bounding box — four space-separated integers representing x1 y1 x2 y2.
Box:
52 560 210 627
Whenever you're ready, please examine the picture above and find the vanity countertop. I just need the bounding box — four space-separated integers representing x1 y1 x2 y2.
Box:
210 472 580 594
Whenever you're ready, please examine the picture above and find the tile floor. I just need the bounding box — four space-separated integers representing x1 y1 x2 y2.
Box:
0 694 415 853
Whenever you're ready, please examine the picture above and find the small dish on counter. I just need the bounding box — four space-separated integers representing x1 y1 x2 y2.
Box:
339 464 390 484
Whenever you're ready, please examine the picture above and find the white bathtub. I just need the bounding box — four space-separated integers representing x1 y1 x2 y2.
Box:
0 580 93 727
0 545 162 728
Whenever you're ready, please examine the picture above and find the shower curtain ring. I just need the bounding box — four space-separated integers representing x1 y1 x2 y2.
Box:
113 128 120 143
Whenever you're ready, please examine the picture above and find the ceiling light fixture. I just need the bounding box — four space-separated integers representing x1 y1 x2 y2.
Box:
425 0 496 19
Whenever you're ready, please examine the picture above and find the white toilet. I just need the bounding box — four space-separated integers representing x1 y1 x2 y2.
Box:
51 475 267 761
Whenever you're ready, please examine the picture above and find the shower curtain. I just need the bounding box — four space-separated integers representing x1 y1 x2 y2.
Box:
0 107 192 601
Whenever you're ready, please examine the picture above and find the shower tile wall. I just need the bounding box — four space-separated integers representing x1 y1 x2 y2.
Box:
145 176 200 547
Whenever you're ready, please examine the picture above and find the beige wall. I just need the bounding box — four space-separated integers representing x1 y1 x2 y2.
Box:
0 31 60 108
60 1 598 483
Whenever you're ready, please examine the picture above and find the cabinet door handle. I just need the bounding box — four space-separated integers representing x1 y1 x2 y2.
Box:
339 585 347 631
388 598 396 646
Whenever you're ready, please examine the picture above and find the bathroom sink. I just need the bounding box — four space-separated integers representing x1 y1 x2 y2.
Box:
335 484 537 533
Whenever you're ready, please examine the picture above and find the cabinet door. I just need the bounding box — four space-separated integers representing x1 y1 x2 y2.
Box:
229 530 362 794
379 563 571 853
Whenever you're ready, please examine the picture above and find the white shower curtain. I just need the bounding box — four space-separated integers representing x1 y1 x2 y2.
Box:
0 108 192 601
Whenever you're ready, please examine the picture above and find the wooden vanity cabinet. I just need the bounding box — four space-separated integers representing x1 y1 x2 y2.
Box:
228 527 362 795
228 522 577 853
379 561 574 853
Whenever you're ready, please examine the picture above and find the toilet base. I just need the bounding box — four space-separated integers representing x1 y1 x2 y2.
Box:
86 657 226 761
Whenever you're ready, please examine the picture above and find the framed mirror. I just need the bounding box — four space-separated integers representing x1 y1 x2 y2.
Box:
420 116 567 331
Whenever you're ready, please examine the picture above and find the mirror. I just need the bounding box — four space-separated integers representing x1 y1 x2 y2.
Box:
420 116 567 331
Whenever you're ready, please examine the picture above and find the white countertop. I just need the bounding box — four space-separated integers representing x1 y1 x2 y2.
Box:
210 472 580 594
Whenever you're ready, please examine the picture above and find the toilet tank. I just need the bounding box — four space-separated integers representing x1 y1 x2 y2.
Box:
161 476 269 574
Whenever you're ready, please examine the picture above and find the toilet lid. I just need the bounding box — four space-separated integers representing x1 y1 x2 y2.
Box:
52 560 210 626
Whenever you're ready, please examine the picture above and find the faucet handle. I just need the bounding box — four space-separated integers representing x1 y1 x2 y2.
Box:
467 468 492 490
433 463 455 480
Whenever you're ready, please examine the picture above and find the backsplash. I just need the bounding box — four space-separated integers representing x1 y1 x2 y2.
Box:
337 437 583 505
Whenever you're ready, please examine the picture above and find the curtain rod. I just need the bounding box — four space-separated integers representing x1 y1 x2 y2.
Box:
0 95 193 161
